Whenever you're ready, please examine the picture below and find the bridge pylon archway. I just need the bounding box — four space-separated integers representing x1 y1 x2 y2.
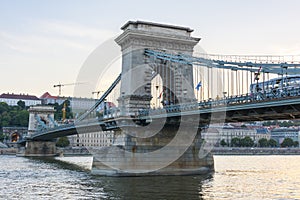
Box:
115 21 200 114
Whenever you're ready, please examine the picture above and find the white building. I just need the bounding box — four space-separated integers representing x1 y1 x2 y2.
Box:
68 131 114 147
40 92 99 118
0 93 41 106
70 97 96 114
271 127 300 144
201 124 271 146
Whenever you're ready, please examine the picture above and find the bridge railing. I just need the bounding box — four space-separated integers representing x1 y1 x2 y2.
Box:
137 86 300 118
194 53 300 64
31 83 300 136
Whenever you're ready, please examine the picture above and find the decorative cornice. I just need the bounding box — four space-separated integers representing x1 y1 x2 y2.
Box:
115 29 200 52
116 29 200 44
121 20 194 33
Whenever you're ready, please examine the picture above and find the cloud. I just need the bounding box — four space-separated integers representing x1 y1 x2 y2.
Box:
0 32 97 55
36 19 116 40
0 19 119 97
0 19 118 55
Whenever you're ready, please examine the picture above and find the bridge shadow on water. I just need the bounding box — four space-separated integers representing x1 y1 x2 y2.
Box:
87 173 214 200
27 157 90 172
26 156 215 199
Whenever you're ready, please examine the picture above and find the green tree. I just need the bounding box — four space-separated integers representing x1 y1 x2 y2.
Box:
53 100 73 121
279 120 293 127
51 103 61 120
0 101 30 130
281 138 294 147
231 137 241 147
16 110 29 126
0 133 4 142
262 121 272 126
293 120 300 126
293 141 299 147
0 112 11 127
268 138 278 147
0 102 9 128
240 136 254 147
17 100 26 110
220 139 227 147
258 138 268 147
56 136 70 147
0 102 9 114
8 109 29 127
64 100 73 119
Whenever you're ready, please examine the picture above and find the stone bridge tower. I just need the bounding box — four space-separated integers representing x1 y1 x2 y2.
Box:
28 105 56 135
115 21 200 114
18 105 57 157
91 21 214 176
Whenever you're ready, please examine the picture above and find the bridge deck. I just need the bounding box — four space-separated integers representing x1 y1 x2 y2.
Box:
23 95 300 142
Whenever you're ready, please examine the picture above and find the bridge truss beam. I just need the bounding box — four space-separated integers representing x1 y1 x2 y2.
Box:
145 49 300 75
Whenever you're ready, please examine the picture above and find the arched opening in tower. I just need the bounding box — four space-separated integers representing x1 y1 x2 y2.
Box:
11 132 20 143
150 74 163 108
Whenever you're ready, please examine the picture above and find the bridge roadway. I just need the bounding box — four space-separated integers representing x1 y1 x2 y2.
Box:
25 94 300 141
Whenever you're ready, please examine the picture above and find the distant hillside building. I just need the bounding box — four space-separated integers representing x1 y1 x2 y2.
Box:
70 97 96 114
271 128 300 144
202 124 271 146
40 92 65 105
0 93 41 106
68 131 114 147
40 92 96 116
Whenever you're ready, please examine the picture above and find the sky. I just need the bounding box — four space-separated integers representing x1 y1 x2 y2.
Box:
1 0 300 98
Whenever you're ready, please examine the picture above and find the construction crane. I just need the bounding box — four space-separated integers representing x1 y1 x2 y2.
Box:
53 82 86 96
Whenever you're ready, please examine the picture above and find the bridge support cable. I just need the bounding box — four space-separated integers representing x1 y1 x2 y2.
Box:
35 115 48 130
75 74 122 122
48 115 58 127
145 49 300 102
144 49 300 75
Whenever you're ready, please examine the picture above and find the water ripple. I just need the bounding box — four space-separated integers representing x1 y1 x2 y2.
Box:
0 155 300 199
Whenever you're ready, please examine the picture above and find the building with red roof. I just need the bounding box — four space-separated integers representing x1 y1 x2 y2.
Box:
40 92 65 105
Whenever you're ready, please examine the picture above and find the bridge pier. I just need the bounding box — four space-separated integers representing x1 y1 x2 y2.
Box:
91 133 214 176
91 118 214 176
17 141 56 157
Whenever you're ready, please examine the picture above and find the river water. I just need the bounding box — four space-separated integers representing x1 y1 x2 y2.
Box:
0 155 299 200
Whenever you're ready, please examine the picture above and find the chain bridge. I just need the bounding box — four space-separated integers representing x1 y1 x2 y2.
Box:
19 21 300 176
